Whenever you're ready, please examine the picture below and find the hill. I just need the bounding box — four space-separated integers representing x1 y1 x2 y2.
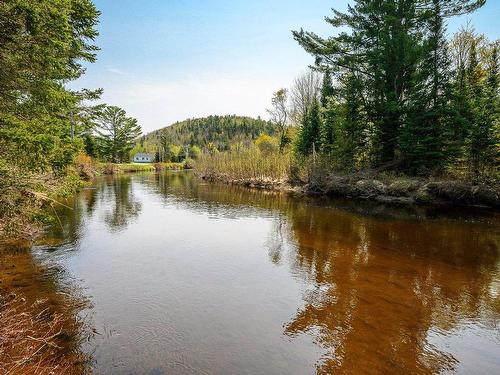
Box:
142 115 274 152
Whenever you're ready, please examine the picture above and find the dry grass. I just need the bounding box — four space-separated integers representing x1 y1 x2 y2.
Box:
0 293 91 375
195 148 291 186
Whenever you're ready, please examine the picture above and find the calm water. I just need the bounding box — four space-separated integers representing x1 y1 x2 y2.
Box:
8 172 500 374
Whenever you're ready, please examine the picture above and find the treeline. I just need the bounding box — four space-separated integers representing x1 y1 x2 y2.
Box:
287 0 498 178
0 0 143 172
136 115 275 162
0 1 145 235
0 0 100 175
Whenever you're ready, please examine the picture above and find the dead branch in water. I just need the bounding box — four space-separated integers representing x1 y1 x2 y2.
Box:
0 294 90 375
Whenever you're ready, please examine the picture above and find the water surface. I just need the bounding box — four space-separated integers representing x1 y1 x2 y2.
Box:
12 172 500 374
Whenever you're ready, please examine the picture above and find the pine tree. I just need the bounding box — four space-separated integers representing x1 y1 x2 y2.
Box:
296 98 321 156
467 39 485 175
320 72 334 108
319 71 336 154
401 0 453 173
319 98 337 155
293 0 485 170
334 73 367 169
95 106 142 163
468 44 499 176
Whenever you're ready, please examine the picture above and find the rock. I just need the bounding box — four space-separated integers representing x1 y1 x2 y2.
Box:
415 185 432 204
387 179 421 197
471 185 499 207
375 195 415 205
355 179 387 197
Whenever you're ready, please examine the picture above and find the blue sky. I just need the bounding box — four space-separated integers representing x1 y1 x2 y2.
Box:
73 0 500 133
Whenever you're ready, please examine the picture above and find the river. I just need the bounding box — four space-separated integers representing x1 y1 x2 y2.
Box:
2 171 499 374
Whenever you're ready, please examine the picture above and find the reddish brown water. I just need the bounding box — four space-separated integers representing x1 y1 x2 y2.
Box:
3 172 499 374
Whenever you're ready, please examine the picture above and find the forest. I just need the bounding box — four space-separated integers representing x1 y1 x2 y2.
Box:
197 0 499 198
290 0 498 178
133 115 275 162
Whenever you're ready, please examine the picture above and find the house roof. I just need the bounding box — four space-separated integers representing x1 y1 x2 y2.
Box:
134 153 154 158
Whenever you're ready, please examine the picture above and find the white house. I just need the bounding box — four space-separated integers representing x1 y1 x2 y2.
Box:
133 153 154 163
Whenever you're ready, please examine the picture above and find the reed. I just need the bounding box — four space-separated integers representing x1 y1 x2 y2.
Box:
195 147 291 185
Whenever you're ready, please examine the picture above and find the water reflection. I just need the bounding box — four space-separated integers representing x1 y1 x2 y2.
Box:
24 172 500 374
151 172 500 374
280 205 499 374
101 176 143 232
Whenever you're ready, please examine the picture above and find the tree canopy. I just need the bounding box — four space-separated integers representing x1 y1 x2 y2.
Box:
292 0 497 177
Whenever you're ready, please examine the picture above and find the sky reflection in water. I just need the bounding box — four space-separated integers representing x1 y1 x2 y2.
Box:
32 172 500 375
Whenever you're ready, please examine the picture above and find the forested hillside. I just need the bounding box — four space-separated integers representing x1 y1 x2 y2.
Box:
132 115 275 161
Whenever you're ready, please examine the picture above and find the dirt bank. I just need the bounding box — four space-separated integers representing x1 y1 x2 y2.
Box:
198 172 499 209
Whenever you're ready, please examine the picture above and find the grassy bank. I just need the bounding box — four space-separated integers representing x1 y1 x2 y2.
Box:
195 148 291 189
194 151 500 208
0 162 86 241
99 161 189 174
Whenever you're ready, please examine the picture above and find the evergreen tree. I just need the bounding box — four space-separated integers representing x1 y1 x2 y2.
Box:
401 0 453 173
468 44 499 176
296 98 321 156
293 0 485 170
0 0 100 173
334 73 367 169
95 106 142 163
319 98 337 154
320 72 334 108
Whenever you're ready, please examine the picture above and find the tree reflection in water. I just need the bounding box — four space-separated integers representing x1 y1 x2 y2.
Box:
100 176 142 232
278 204 499 374
150 171 499 374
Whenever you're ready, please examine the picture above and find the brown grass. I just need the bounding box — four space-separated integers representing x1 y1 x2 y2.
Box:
0 293 91 375
195 148 291 186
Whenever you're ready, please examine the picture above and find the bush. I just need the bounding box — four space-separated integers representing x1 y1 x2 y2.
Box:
255 134 279 155
183 158 195 169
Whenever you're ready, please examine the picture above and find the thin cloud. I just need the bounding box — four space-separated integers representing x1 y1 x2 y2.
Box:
99 74 284 133
107 67 128 76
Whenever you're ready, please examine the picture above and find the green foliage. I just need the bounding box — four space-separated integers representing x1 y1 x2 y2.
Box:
167 144 183 162
400 2 453 174
295 98 321 156
465 43 499 177
292 0 496 177
0 0 100 236
189 145 202 159
94 105 142 163
255 134 279 155
0 0 100 173
320 72 334 108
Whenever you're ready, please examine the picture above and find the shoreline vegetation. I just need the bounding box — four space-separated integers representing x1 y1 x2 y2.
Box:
194 149 499 208
0 242 92 374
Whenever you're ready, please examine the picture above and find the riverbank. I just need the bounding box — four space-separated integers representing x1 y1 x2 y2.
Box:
197 171 500 209
0 242 91 374
0 163 86 242
99 161 189 174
